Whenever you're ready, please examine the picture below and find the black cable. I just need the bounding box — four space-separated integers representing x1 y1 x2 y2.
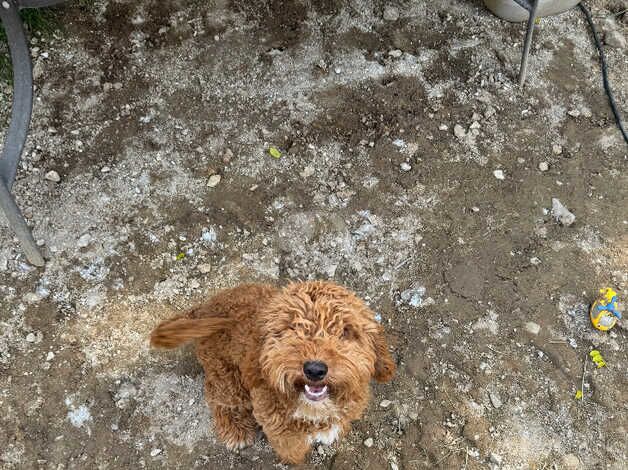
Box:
579 2 628 145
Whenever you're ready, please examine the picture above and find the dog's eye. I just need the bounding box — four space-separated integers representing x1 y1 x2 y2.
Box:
342 326 355 340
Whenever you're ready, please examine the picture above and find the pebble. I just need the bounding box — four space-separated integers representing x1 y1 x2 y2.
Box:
26 333 37 342
567 109 580 118
23 293 41 303
383 5 400 21
470 121 481 129
489 452 503 465
453 124 466 139
489 391 503 409
150 448 162 457
538 161 549 172
400 162 412 172
198 263 212 274
529 257 541 266
552 144 563 155
493 169 505 180
388 49 403 58
207 174 221 188
300 166 315 178
390 463 399 470
438 124 448 131
605 30 626 48
525 321 541 335
101 166 111 173
77 234 91 248
380 399 392 408
45 170 61 183
363 437 374 448
561 454 581 469
46 351 55 361
551 198 576 226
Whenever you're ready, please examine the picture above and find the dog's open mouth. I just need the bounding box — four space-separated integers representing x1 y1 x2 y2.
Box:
303 383 329 402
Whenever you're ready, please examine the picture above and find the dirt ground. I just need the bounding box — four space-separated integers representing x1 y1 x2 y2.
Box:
1 0 627 468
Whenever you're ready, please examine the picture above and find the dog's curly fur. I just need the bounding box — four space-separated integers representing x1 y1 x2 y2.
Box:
150 281 395 464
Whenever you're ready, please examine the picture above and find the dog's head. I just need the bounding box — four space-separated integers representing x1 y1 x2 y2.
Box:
258 281 395 407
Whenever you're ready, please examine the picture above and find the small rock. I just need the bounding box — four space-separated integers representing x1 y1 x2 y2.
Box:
101 166 111 173
470 121 481 129
489 452 503 465
400 285 426 307
525 321 541 335
380 399 392 408
150 448 162 457
300 166 315 178
605 30 626 48
46 351 55 361
26 333 37 343
529 257 541 266
438 124 448 131
453 124 466 139
388 49 403 58
207 174 221 188
363 437 374 448
493 169 505 180
489 391 503 409
567 109 581 118
45 170 61 183
561 454 580 469
383 5 399 21
400 162 412 172
551 198 576 226
23 293 41 304
77 234 91 248
538 161 549 172
198 263 212 274
552 144 562 155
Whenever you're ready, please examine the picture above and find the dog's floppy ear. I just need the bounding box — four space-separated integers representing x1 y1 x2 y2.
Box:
371 325 395 383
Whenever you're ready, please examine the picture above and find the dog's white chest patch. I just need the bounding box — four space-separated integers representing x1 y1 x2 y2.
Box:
307 424 341 445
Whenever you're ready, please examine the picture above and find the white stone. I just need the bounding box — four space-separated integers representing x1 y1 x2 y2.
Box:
383 6 400 21
380 399 392 408
551 198 576 226
525 321 541 335
45 170 61 182
453 124 466 139
493 170 505 180
150 448 162 457
400 162 412 172
363 437 374 447
26 333 37 342
538 161 549 172
77 234 91 248
198 263 212 274
388 49 403 58
46 352 55 361
207 174 221 187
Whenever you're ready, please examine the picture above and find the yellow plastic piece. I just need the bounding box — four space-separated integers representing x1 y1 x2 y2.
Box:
575 390 583 400
590 288 619 331
589 350 606 369
268 147 282 159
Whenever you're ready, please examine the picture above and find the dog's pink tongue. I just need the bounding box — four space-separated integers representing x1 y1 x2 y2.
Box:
309 385 325 393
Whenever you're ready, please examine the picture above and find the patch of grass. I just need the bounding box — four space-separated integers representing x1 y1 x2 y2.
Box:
0 8 62 84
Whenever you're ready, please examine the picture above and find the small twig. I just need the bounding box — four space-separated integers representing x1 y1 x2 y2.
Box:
580 354 587 405
487 345 505 355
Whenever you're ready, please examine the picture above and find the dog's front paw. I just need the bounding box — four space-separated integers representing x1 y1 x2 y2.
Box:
217 426 256 451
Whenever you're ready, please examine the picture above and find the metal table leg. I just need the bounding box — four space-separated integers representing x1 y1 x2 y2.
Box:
518 0 540 86
0 0 65 266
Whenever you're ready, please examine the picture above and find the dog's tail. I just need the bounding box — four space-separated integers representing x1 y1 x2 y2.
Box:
150 314 234 349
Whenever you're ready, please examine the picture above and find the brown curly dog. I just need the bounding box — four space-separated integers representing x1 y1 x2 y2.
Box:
149 281 395 464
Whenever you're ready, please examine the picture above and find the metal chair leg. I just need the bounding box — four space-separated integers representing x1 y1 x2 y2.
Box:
518 0 540 86
0 179 44 266
0 0 47 266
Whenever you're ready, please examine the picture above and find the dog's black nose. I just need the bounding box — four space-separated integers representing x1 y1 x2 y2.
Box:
303 361 328 381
